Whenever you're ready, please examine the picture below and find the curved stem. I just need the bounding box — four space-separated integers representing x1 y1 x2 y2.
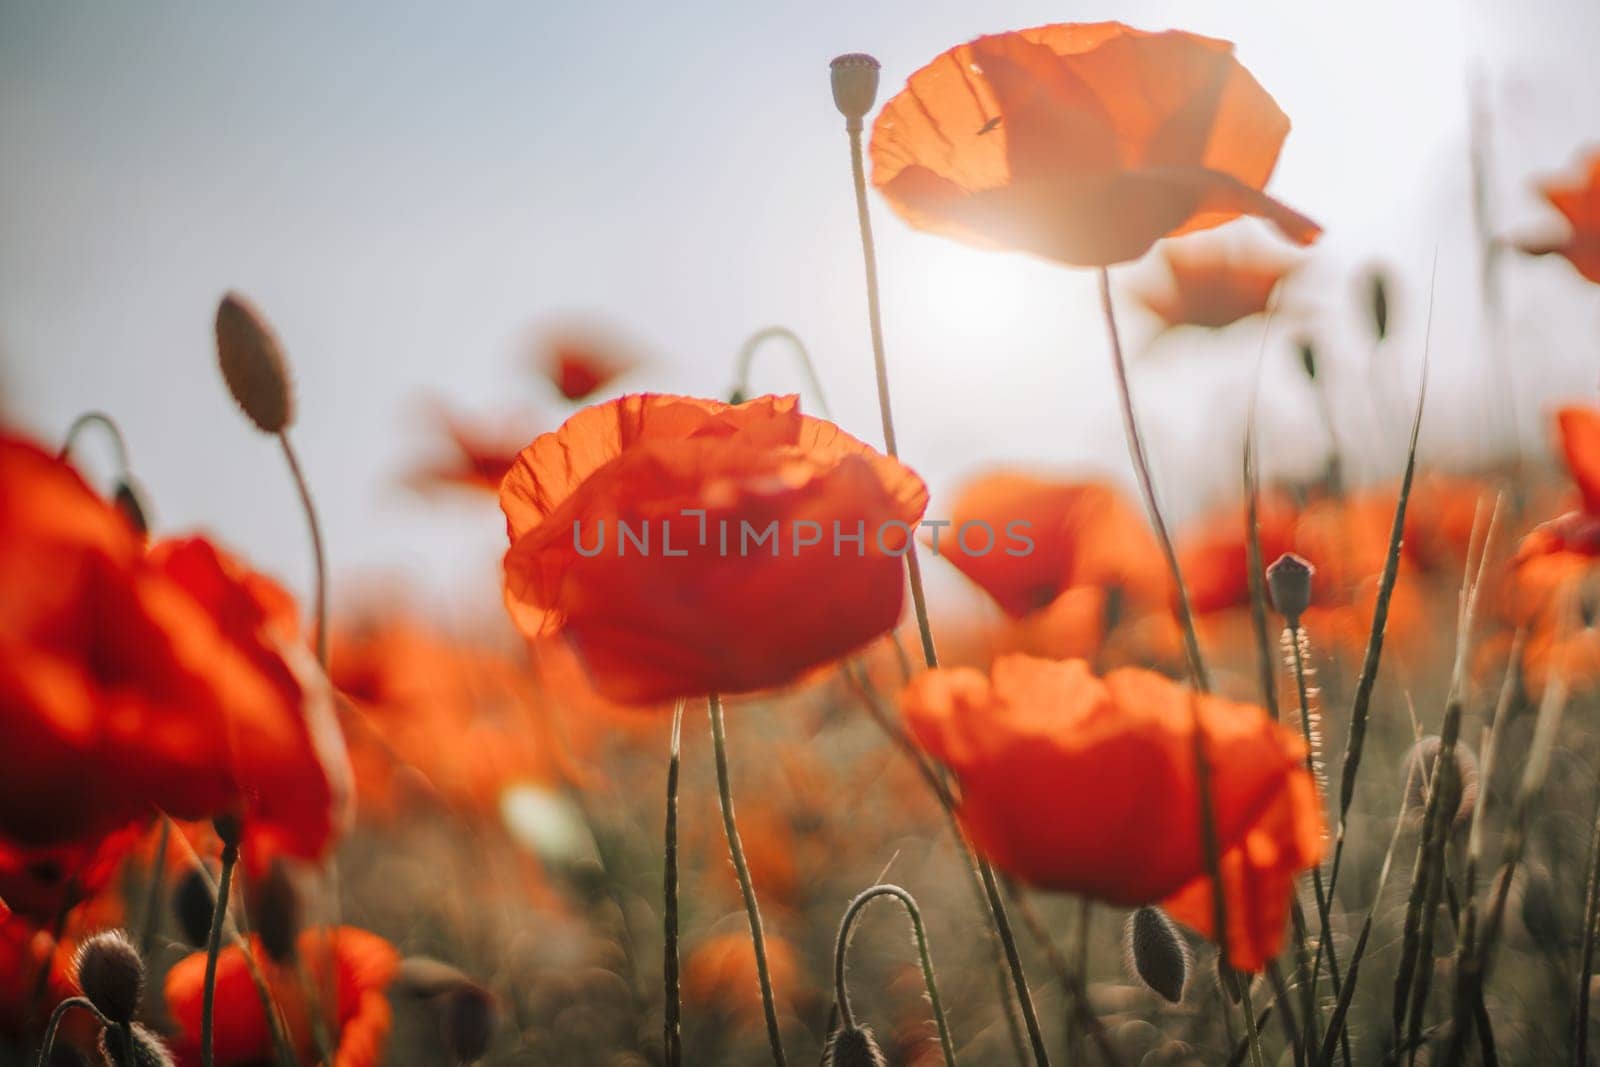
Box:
58 411 131 473
832 884 956 1067
201 840 240 1067
663 700 685 1067
708 694 787 1066
844 120 937 671
734 327 834 419
35 997 109 1067
277 433 328 669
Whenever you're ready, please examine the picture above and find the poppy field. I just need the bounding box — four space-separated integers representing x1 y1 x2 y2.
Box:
7 9 1600 1067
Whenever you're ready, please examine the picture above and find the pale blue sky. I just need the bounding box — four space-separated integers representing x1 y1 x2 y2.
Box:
4 1 1599 616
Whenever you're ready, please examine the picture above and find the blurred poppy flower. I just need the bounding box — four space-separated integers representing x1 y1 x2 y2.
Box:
1130 231 1299 330
0 822 142 927
0 432 346 870
901 655 1322 970
1518 406 1600 562
536 330 637 402
165 925 399 1067
406 399 537 494
0 907 79 1047
1519 151 1600 283
682 930 802 1024
500 394 929 703
871 23 1319 268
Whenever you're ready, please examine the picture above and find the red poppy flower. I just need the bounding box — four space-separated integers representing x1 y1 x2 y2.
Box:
164 926 399 1066
901 655 1322 970
0 908 78 1047
1130 230 1299 329
536 330 637 402
1519 151 1600 283
1518 406 1600 562
500 394 929 703
0 822 143 927
941 472 1166 617
0 433 346 870
406 399 537 494
871 23 1319 268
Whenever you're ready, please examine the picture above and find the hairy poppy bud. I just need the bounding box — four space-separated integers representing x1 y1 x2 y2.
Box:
1124 906 1190 1003
825 1025 888 1067
1365 268 1391 340
99 1022 175 1067
174 868 215 947
441 983 496 1064
1297 339 1318 381
1266 552 1315 626
215 292 294 434
74 929 144 1025
1403 736 1479 829
252 858 302 964
830 54 881 127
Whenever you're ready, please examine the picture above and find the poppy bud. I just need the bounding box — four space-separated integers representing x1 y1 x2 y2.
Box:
1365 268 1391 340
1215 956 1246 1005
212 812 243 849
1297 339 1318 381
114 479 151 538
829 54 881 127
1124 906 1190 1003
174 868 215 947
1403 736 1479 829
825 1024 888 1067
99 1022 175 1067
441 983 496 1064
215 292 295 434
1266 552 1315 626
74 929 144 1026
252 858 302 964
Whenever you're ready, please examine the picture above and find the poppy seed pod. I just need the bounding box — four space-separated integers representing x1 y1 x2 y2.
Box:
74 929 144 1025
253 858 303 964
215 292 294 434
99 1023 176 1067
829 53 881 126
1266 552 1315 626
174 868 215 947
441 983 496 1064
1124 906 1190 1003
825 1025 888 1067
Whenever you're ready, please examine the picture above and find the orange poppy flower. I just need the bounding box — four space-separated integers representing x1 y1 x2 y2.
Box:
1518 406 1600 562
682 930 802 1023
901 655 1322 970
871 23 1319 267
0 432 346 869
164 926 399 1067
1130 231 1299 330
941 473 1166 617
536 329 637 403
1519 150 1600 283
500 394 928 703
406 398 537 494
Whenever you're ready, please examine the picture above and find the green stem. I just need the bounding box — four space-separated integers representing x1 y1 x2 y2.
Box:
201 839 240 1067
58 410 131 472
664 700 685 1067
733 327 834 419
35 997 108 1067
278 432 328 669
708 694 787 1066
832 884 956 1067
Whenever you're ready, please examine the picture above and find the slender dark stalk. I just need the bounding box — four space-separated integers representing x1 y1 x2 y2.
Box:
664 700 685 1067
832 884 956 1066
278 433 328 669
35 997 109 1067
1574 795 1600 1064
202 837 241 1067
137 817 172 956
844 118 937 671
708 694 787 1066
58 410 132 471
733 327 834 419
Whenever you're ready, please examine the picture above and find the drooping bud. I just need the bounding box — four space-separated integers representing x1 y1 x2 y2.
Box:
1365 268 1391 340
74 929 144 1025
1297 338 1318 381
215 292 295 434
441 983 496 1064
99 1022 176 1067
1403 736 1480 829
829 54 881 127
113 479 151 538
174 868 215 947
825 1025 888 1067
1124 906 1190 1004
1266 553 1315 627
252 858 302 964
